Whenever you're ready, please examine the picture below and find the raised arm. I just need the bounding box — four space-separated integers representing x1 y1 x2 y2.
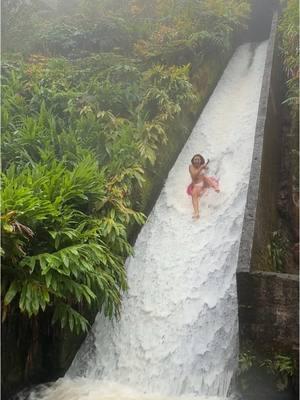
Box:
199 163 208 174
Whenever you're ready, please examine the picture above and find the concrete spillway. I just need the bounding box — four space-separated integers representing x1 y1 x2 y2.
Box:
19 40 268 400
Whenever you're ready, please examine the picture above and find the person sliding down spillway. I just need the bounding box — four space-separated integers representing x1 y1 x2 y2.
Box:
187 153 220 219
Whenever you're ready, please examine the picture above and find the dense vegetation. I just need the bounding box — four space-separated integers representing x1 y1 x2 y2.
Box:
279 0 299 189
1 0 251 335
267 0 300 276
279 0 299 120
238 351 296 393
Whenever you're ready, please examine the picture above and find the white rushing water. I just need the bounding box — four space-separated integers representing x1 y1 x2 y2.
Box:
20 41 268 400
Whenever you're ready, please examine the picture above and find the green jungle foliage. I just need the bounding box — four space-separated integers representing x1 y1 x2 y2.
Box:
3 0 251 61
279 0 299 118
267 230 289 272
279 0 299 190
2 0 251 334
1 56 195 333
238 352 296 392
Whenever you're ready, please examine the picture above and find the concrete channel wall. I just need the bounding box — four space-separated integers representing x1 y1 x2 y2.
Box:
237 271 299 354
237 11 281 274
236 9 299 355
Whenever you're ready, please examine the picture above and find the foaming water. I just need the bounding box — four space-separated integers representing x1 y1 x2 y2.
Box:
16 378 230 400
18 41 268 400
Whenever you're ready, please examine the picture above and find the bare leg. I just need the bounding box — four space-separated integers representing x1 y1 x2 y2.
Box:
192 191 200 219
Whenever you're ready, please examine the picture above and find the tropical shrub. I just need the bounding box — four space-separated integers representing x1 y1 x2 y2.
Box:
261 355 296 391
279 0 299 193
238 351 256 390
267 231 289 272
238 351 296 392
279 0 299 118
1 0 48 53
1 156 146 333
35 17 133 57
2 0 251 63
1 56 196 169
134 0 251 64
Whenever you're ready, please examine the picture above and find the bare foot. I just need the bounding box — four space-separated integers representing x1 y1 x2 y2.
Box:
192 213 200 219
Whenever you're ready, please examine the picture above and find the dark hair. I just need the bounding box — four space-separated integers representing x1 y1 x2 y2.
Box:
191 154 205 165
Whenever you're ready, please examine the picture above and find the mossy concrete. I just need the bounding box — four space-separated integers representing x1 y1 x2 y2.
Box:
237 271 299 353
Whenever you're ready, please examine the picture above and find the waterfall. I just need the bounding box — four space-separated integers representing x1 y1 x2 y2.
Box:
18 41 268 400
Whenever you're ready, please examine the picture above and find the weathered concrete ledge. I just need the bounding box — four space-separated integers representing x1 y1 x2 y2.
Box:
237 271 299 353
